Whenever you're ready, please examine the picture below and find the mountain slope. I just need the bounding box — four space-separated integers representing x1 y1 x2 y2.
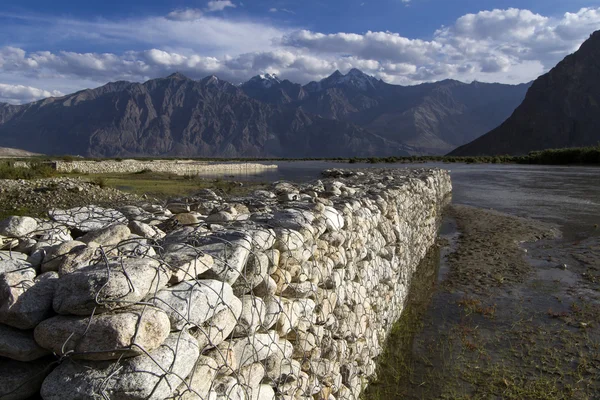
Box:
451 31 600 156
242 70 530 154
0 74 403 158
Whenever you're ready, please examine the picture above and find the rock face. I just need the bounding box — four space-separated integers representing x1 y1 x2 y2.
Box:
451 30 600 156
0 71 528 157
242 69 530 155
0 168 451 400
0 74 400 158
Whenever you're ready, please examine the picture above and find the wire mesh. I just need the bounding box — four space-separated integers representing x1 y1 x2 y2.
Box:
0 168 452 400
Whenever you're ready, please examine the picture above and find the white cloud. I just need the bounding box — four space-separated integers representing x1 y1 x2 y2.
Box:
166 9 204 21
206 1 236 12
0 6 599 103
0 83 63 104
269 8 278 13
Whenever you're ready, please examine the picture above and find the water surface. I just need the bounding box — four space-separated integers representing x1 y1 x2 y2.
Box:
215 161 600 240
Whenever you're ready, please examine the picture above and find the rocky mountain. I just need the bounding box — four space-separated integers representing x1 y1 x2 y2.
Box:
242 69 530 154
0 146 40 157
450 31 600 156
0 73 403 158
0 69 530 157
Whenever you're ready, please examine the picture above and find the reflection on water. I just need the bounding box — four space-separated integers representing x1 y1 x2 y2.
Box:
206 161 600 240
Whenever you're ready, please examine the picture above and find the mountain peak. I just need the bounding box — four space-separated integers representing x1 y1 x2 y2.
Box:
243 73 282 89
347 68 366 76
166 72 189 80
450 29 600 156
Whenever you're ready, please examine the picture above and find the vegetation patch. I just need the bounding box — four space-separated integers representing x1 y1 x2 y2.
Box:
366 205 600 400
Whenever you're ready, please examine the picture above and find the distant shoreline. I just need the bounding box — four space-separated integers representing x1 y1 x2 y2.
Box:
3 145 600 166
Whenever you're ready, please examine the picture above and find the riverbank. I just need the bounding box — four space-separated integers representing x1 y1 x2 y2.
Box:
366 204 600 399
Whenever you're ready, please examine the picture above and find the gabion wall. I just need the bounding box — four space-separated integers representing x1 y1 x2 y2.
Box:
0 168 451 400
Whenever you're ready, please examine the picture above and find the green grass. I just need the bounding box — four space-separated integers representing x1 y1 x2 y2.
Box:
0 161 56 179
79 171 267 198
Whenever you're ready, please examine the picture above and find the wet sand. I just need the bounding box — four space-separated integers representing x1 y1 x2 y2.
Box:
366 204 600 400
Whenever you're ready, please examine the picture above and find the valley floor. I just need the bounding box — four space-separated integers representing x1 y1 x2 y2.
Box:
366 204 600 400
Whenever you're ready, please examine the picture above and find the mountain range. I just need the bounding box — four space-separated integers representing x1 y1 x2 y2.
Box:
451 31 600 156
0 69 530 158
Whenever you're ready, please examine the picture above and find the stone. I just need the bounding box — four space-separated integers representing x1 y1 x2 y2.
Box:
167 203 191 214
192 295 242 350
263 339 295 382
15 238 37 253
274 229 304 251
58 244 99 275
249 228 276 251
271 269 291 294
0 358 51 400
0 270 57 330
232 295 265 337
78 224 131 246
0 216 38 238
281 282 318 299
262 295 282 330
169 355 219 400
119 205 155 222
40 330 200 400
112 236 156 258
49 206 127 232
252 276 277 298
53 258 170 315
323 206 344 232
252 190 276 199
207 376 246 400
0 251 27 262
0 324 49 362
254 384 276 400
208 332 280 373
174 213 200 226
0 259 32 275
196 231 252 285
265 249 280 274
0 236 18 250
276 298 316 336
41 240 86 273
162 243 214 284
232 252 269 296
34 307 170 360
128 220 166 239
34 221 72 245
151 279 236 331
206 211 235 223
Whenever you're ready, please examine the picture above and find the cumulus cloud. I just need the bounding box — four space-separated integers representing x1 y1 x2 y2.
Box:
0 83 63 104
206 1 236 12
0 6 599 103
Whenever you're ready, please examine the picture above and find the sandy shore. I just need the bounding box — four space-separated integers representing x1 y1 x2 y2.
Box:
366 204 600 400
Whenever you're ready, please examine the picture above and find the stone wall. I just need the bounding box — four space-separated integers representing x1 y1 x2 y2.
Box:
0 167 451 400
52 160 278 175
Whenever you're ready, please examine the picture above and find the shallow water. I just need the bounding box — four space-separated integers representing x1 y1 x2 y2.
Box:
214 161 600 240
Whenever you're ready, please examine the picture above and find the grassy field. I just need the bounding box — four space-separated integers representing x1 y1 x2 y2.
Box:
85 171 268 198
0 161 267 199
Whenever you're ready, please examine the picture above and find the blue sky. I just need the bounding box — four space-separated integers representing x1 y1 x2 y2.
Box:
1 0 600 103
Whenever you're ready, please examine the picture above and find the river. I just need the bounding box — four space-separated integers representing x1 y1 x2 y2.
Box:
216 161 600 240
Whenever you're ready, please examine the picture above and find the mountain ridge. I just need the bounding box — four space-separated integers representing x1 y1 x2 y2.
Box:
0 70 530 157
450 31 600 156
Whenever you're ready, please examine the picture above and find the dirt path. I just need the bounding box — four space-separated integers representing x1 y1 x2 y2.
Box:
366 204 600 400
